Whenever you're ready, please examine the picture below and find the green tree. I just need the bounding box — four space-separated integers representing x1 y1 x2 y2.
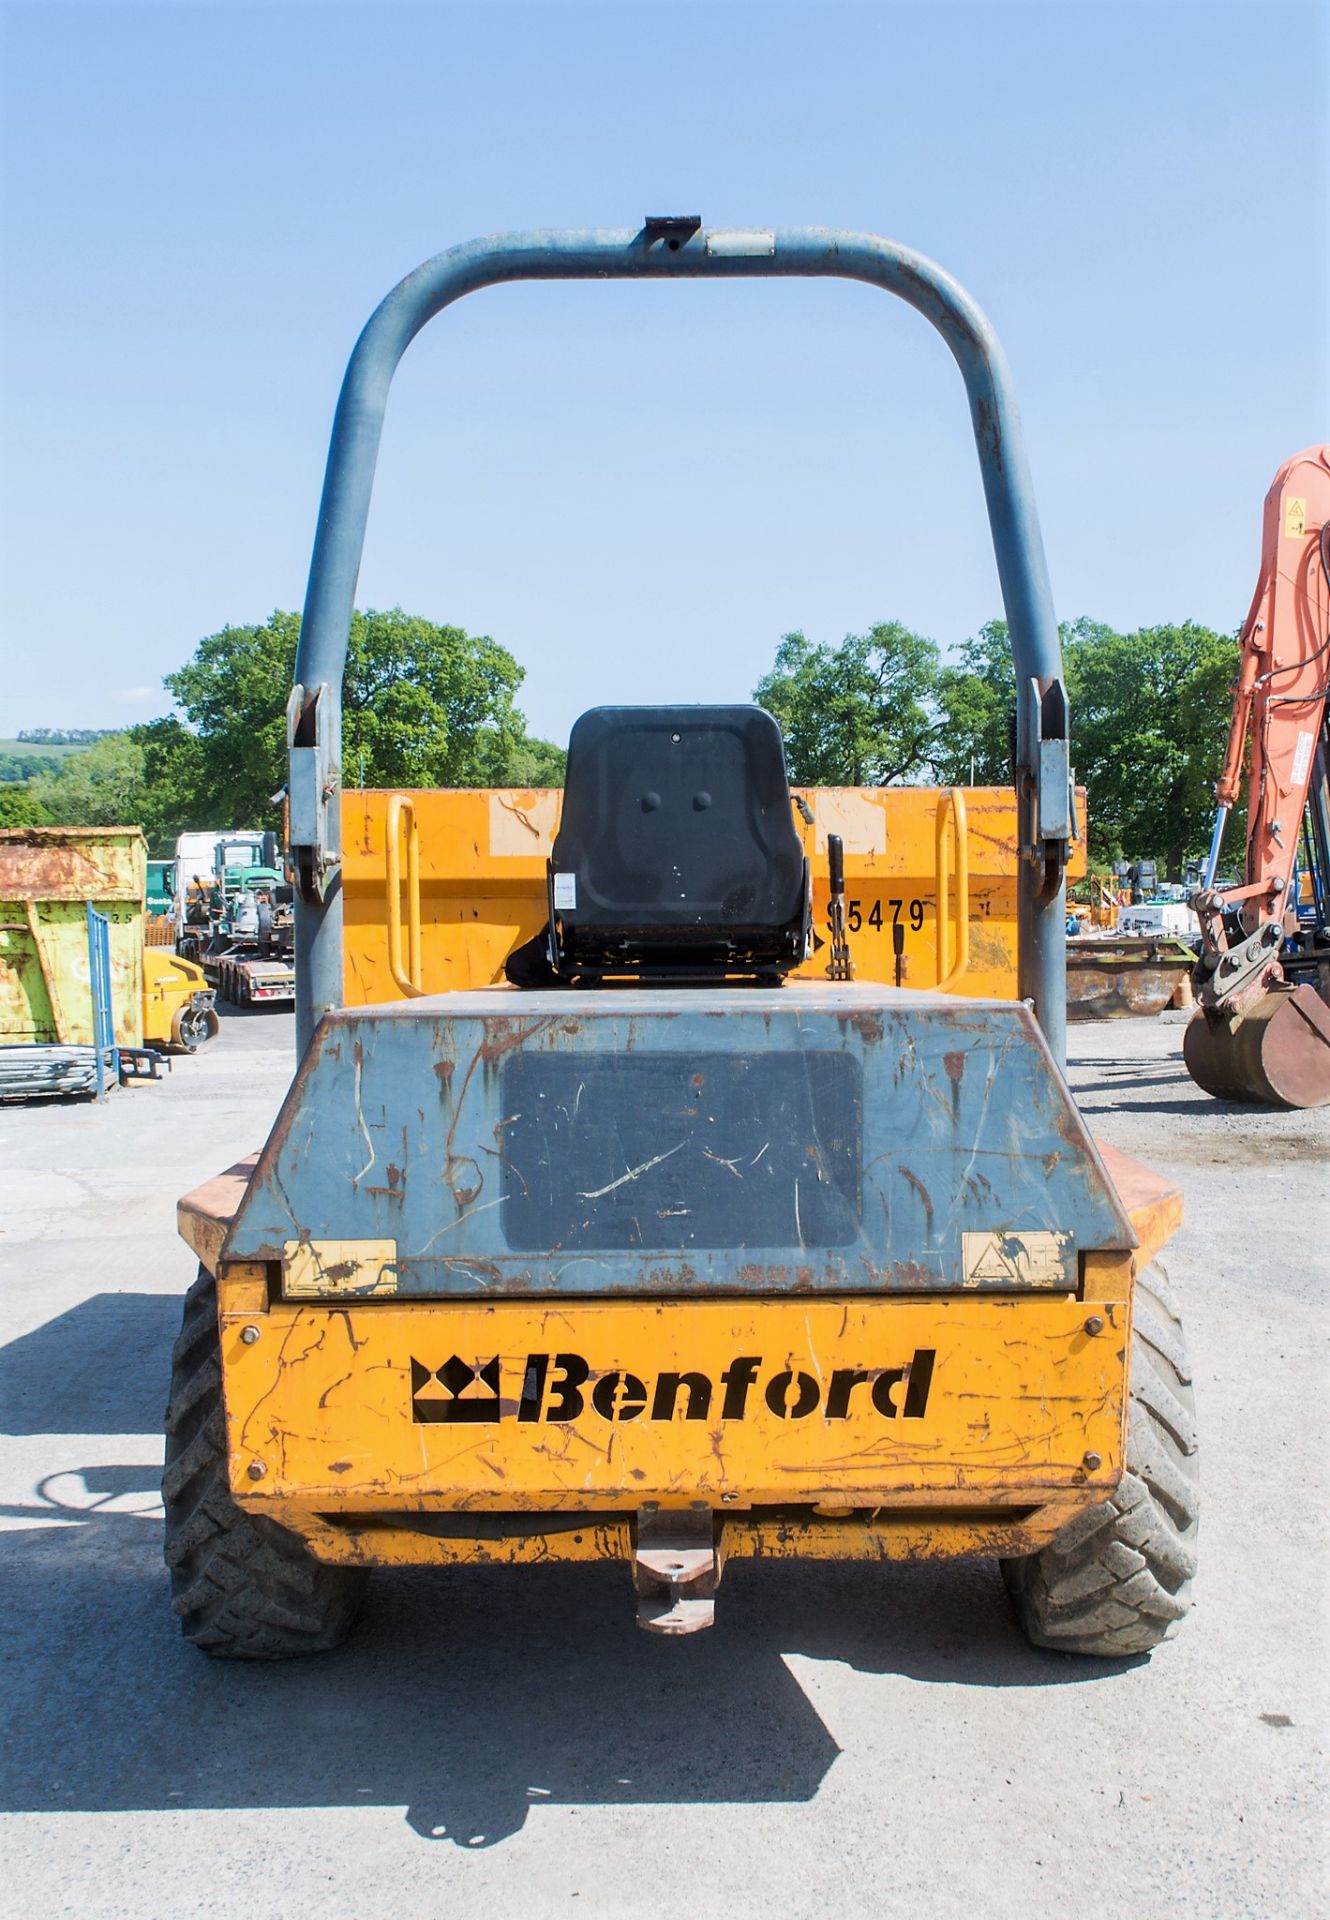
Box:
934 616 1117 786
166 607 538 825
765 612 1238 877
754 623 942 785
127 716 211 850
8 722 208 848
500 735 568 785
27 732 148 827
1064 620 1239 876
0 749 63 781
0 784 53 827
935 619 1016 784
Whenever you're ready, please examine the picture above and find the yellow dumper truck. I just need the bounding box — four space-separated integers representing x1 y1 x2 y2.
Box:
166 225 1197 1661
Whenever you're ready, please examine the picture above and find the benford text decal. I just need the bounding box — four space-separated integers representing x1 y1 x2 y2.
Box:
410 1351 935 1425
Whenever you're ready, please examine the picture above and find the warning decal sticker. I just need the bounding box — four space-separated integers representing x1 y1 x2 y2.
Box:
961 1229 1074 1289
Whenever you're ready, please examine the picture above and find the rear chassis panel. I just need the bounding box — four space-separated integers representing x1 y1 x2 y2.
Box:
181 1144 1179 1571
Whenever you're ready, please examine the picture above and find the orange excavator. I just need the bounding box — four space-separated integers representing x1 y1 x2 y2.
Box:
1185 445 1330 1108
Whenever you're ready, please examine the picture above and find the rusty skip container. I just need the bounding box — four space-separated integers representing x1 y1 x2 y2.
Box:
0 827 146 1047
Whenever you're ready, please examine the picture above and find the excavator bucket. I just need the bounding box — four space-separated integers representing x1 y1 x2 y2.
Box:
1183 984 1330 1108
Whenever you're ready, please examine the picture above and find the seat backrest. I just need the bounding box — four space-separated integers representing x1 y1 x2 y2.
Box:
548 706 808 973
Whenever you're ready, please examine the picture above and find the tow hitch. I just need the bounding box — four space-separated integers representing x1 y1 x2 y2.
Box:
633 1506 720 1635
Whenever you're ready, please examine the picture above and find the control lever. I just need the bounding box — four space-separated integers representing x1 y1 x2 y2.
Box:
827 834 852 981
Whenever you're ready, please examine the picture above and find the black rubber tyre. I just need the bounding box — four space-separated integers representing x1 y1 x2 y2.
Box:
162 1266 367 1658
1001 1264 1199 1657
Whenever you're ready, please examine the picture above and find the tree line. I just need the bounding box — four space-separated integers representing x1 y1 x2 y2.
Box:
755 617 1238 876
0 609 568 849
16 727 116 745
1 606 1238 876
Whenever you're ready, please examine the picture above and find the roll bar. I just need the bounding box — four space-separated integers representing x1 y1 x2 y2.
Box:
288 222 1072 1060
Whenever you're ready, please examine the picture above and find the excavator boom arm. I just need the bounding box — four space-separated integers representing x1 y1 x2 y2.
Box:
1199 446 1330 926
1237 449 1329 893
1185 446 1330 1109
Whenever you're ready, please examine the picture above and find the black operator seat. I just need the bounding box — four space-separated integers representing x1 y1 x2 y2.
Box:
540 705 811 983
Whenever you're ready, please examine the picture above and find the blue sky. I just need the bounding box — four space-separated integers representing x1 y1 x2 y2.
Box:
1 0 1325 746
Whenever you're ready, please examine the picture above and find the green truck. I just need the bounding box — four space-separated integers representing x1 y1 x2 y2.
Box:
146 859 175 917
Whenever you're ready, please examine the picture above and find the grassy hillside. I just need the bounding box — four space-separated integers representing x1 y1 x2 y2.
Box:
0 739 85 759
0 739 89 782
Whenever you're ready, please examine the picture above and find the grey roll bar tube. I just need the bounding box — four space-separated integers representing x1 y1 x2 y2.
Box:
289 224 1072 1062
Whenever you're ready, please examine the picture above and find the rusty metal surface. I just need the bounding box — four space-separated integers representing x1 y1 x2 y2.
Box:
223 982 1134 1293
178 1158 260 1272
1092 1140 1183 1269
340 785 1090 1009
1183 985 1330 1108
0 827 145 902
218 1288 1129 1513
633 1506 719 1633
0 828 146 1046
1066 935 1195 1022
252 1501 1086 1569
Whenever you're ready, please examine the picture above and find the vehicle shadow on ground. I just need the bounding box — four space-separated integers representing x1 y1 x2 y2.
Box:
0 1293 180 1435
0 1494 1142 1848
1068 1065 1193 1091
1076 1094 1306 1127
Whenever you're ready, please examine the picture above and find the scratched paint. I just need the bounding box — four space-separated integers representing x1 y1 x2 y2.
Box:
223 981 1133 1295
338 785 1089 1005
218 1290 1127 1515
257 1506 1086 1569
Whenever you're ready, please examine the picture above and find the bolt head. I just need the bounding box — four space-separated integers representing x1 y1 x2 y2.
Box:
1082 1451 1103 1472
247 1461 267 1481
240 1325 261 1345
1084 1314 1105 1336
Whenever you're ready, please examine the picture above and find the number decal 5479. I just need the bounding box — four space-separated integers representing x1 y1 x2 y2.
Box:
830 898 926 935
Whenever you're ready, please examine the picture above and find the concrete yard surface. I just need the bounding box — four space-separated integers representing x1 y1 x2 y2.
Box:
0 1008 1326 1919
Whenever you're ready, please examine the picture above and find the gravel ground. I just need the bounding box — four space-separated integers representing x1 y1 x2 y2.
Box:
0 1005 1325 1919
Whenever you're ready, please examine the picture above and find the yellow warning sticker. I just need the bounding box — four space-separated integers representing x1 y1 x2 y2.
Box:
961 1229 1074 1289
1284 497 1306 539
284 1238 399 1299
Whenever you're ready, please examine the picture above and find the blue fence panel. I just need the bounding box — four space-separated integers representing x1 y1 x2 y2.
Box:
85 904 118 1097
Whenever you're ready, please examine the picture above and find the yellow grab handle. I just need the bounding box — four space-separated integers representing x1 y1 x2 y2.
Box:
934 789 970 991
385 793 424 998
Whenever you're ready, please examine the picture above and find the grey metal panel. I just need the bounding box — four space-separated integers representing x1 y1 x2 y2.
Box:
225 985 1131 1293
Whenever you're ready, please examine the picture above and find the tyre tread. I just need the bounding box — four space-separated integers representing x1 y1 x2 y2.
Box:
162 1267 365 1658
1001 1262 1199 1658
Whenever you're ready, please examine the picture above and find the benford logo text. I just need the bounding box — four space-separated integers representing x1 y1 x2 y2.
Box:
410 1351 936 1425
